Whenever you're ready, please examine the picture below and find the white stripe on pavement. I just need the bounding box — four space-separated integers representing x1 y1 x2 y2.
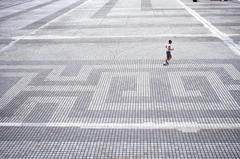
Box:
13 34 215 40
0 122 240 133
176 0 240 56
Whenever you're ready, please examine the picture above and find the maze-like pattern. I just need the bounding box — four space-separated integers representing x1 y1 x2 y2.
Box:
0 60 240 123
1 0 240 158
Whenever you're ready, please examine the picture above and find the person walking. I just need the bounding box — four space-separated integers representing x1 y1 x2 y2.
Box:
163 40 174 66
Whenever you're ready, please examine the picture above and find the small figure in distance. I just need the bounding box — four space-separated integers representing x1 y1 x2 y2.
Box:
163 40 174 66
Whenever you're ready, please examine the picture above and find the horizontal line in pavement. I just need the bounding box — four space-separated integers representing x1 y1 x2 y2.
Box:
151 7 240 11
186 4 238 6
193 6 240 10
11 35 221 43
45 23 204 29
15 34 216 40
212 22 240 27
201 13 240 17
152 8 185 11
0 122 240 132
107 14 192 18
106 14 240 19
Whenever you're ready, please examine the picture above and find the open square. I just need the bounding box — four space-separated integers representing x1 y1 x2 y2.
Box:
0 0 240 158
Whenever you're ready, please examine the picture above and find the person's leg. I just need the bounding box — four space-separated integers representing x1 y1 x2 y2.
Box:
164 52 168 65
163 59 167 65
164 52 171 65
165 58 168 64
166 52 171 65
168 57 172 64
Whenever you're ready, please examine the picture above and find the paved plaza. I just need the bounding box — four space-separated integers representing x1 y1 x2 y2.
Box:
0 0 240 158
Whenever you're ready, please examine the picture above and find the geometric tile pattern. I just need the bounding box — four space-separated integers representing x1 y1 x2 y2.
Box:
0 128 240 158
0 142 240 158
1 0 240 158
0 60 239 124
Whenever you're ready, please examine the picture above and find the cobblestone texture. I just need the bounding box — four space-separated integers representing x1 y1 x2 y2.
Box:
0 0 240 158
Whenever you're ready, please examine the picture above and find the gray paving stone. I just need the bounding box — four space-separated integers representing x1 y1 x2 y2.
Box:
92 0 118 18
141 0 152 11
1 142 239 158
23 103 58 123
0 0 32 10
0 0 61 23
0 0 240 158
0 127 240 143
0 77 20 97
0 59 239 123
22 0 88 30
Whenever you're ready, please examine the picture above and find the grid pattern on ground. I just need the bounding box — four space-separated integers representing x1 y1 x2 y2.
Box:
0 142 240 158
0 59 239 124
0 0 240 158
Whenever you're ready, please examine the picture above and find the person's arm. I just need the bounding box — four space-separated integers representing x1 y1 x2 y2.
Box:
167 45 172 51
169 45 174 51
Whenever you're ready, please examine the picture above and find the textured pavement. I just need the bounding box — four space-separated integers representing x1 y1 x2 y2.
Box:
0 0 240 158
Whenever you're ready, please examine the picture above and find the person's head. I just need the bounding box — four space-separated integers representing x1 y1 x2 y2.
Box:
168 40 172 44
